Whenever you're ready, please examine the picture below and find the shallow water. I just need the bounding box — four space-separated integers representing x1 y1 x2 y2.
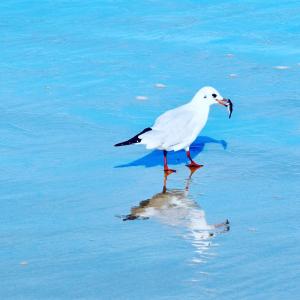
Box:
1 1 300 299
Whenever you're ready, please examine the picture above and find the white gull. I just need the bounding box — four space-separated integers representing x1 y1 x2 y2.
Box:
115 86 232 172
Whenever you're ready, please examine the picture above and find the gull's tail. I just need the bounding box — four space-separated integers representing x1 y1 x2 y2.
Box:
114 127 152 147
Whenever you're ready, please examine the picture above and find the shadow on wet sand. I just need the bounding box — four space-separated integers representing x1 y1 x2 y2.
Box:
115 136 227 168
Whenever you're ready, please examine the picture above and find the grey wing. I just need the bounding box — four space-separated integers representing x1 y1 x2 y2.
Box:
140 106 198 150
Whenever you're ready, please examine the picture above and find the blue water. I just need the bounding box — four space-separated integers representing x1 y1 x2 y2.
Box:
1 1 300 299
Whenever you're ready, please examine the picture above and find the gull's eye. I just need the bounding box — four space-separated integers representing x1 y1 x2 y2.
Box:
212 93 217 98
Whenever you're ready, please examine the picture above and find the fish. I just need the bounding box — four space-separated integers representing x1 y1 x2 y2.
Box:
227 99 233 118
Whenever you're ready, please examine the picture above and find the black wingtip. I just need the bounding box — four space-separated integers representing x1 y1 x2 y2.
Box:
114 127 152 147
114 142 126 147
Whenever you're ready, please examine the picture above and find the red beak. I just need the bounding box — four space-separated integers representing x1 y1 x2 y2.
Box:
216 98 229 107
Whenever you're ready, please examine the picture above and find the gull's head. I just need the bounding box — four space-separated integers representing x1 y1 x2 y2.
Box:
195 86 230 107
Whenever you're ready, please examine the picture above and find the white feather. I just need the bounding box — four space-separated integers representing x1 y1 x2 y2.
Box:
139 86 221 152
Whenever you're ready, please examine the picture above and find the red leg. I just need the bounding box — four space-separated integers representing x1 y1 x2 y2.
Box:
186 150 203 168
163 150 176 173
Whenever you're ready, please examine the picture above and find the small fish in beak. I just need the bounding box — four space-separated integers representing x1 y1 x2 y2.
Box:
216 98 233 119
227 99 233 119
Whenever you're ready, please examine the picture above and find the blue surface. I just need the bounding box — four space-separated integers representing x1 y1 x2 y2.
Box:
1 1 300 299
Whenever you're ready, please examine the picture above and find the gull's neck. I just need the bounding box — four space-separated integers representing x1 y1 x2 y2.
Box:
189 93 211 112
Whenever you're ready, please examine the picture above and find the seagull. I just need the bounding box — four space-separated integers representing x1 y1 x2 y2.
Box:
115 86 232 173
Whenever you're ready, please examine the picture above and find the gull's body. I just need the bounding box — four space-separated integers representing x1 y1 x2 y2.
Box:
115 86 231 172
139 96 209 152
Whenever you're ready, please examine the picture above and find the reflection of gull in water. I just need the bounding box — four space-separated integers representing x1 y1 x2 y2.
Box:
121 169 229 262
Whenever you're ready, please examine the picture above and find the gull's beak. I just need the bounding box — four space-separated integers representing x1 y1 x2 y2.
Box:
216 98 229 107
